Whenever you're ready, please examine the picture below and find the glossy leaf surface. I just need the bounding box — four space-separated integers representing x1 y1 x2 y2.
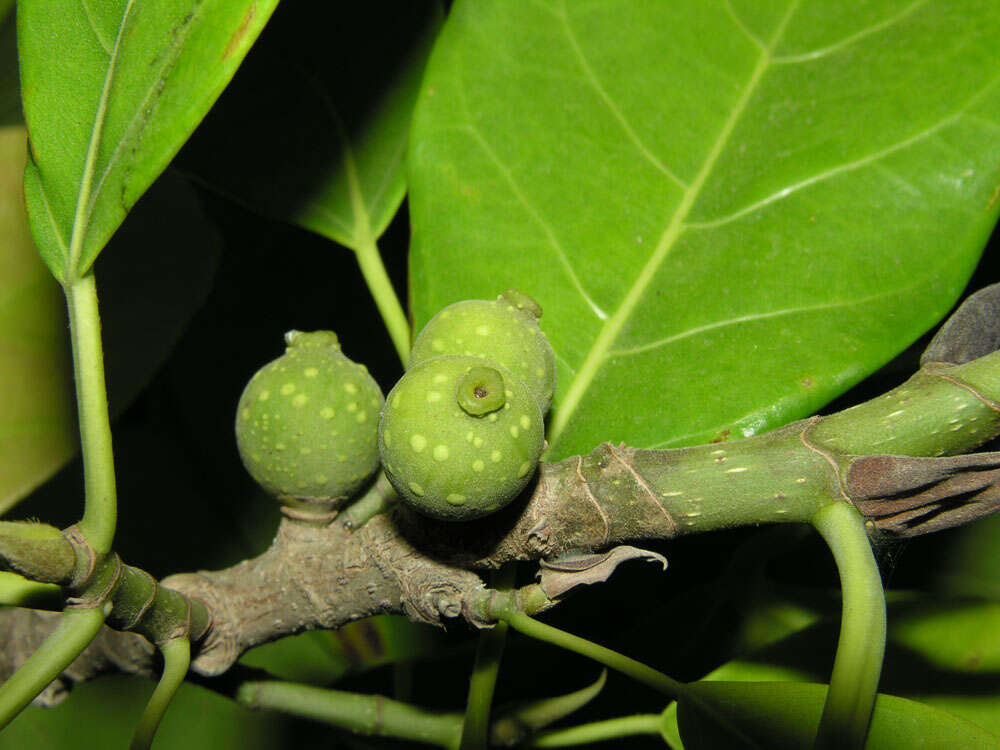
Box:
409 0 1000 458
18 0 278 281
182 1 441 251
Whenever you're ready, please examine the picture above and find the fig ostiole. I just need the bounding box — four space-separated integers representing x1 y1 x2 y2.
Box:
378 355 544 522
409 289 556 414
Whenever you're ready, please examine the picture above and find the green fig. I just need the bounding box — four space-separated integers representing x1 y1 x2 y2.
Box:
409 290 556 413
236 331 383 508
378 355 544 521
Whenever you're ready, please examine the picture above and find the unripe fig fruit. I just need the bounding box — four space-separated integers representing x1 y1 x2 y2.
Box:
409 290 556 413
235 331 384 508
378 355 544 521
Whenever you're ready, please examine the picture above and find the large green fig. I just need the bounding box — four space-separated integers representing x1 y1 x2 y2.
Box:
236 331 383 508
409 290 556 413
378 355 544 521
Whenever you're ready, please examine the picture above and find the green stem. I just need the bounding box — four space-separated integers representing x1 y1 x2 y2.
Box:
811 502 886 750
130 637 190 750
64 272 117 556
342 472 398 530
460 567 515 750
0 606 107 729
0 572 62 610
354 236 410 366
236 681 462 749
530 714 662 747
501 611 684 699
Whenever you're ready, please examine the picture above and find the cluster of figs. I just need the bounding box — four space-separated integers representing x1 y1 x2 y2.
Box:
234 290 555 521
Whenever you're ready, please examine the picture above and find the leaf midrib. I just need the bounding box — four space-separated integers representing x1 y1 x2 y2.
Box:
64 0 136 281
545 0 802 452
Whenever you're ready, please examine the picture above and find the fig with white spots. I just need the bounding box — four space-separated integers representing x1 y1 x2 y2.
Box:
409 289 556 413
235 330 384 505
378 355 543 521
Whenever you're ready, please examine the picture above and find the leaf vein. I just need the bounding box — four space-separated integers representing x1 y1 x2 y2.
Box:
79 0 113 56
773 0 930 65
82 3 204 264
686 71 1000 231
547 0 803 450
459 121 608 321
558 0 688 188
723 0 765 50
610 287 914 358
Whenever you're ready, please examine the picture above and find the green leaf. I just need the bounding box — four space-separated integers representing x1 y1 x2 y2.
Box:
408 0 1000 459
18 0 278 282
0 126 76 510
660 597 1000 744
676 681 1000 749
1 675 287 750
0 145 223 514
182 1 442 251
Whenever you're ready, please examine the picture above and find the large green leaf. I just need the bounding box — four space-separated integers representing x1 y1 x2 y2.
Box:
661 597 1000 745
408 0 1000 459
0 126 76 509
0 132 222 514
181 1 442 251
18 0 278 282
0 675 287 750
676 681 1000 749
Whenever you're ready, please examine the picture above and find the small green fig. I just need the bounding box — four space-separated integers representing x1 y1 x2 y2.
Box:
235 331 384 508
409 290 556 413
378 355 544 521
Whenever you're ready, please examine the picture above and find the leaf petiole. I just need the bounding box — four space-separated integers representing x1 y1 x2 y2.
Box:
64 272 117 556
130 637 190 750
0 606 107 729
811 501 886 750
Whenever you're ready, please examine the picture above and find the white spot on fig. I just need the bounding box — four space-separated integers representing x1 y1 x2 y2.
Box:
410 434 427 452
